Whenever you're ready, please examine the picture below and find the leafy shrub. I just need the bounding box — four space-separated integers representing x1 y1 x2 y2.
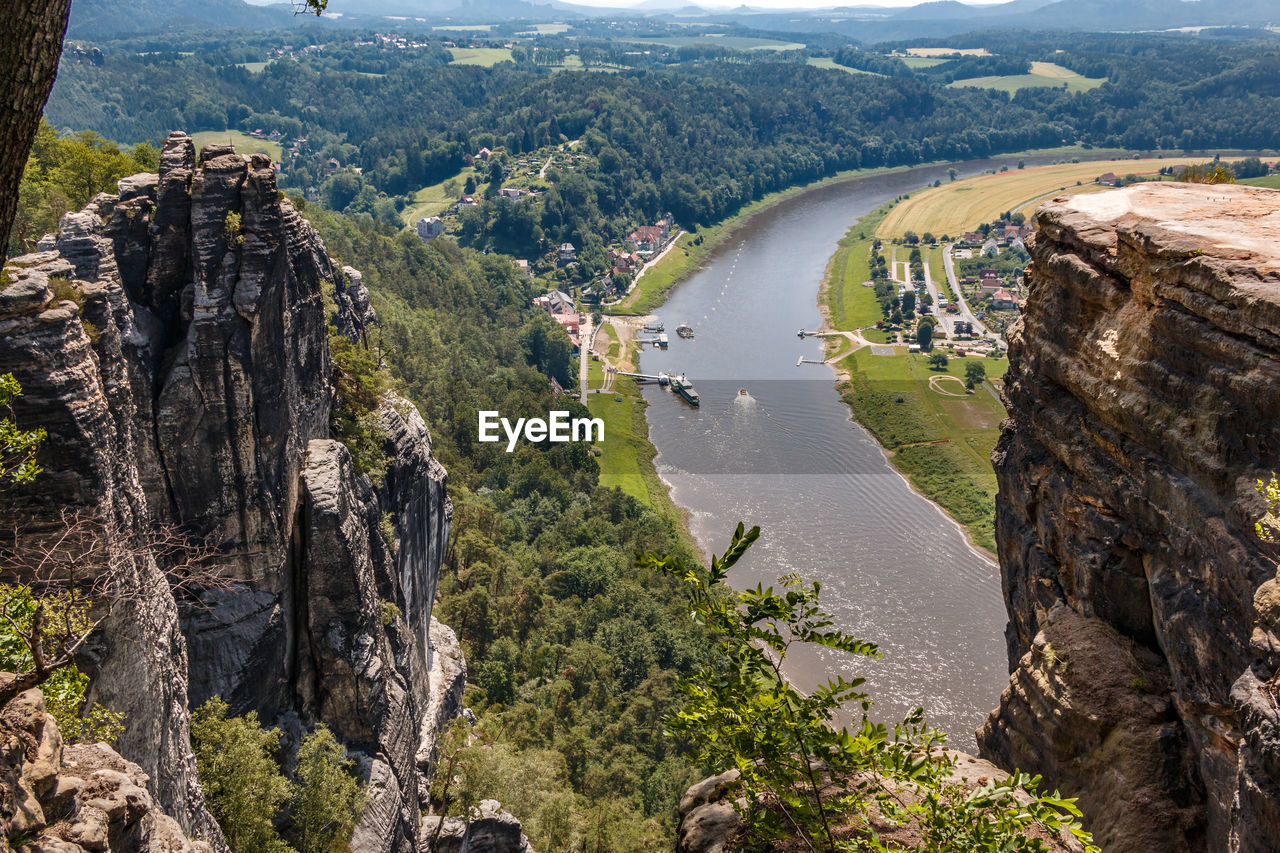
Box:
0 583 124 744
644 524 1098 853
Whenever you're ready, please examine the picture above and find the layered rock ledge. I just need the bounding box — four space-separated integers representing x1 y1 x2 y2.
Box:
979 182 1280 852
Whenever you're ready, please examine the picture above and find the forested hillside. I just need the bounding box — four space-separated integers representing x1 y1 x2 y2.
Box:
44 30 1280 257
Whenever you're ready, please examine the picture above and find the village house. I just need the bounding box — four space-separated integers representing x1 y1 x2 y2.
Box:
533 289 575 316
627 225 665 255
981 238 1000 258
558 242 577 263
416 216 444 240
459 195 479 206
514 259 531 278
990 288 1018 309
979 270 1002 295
609 248 640 275
476 147 492 161
323 157 341 176
1098 172 1118 186
499 187 526 199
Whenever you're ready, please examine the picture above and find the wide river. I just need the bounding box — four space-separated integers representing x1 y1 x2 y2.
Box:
636 156 1064 751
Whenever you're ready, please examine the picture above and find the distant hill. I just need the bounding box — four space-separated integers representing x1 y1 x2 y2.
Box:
65 0 1280 40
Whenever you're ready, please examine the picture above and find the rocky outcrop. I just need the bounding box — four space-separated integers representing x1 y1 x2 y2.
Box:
979 182 1280 852
0 681 211 853
419 801 534 853
0 134 454 851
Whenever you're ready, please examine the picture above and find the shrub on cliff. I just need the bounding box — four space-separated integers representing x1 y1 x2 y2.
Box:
193 697 368 853
644 523 1099 853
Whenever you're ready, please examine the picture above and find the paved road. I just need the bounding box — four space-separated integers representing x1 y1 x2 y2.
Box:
579 314 593 397
941 243 1007 351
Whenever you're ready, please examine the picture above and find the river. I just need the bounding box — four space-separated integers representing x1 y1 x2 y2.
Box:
635 156 1062 751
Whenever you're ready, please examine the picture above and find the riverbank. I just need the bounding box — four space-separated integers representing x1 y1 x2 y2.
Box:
606 144 1124 317
584 317 696 547
819 202 1008 554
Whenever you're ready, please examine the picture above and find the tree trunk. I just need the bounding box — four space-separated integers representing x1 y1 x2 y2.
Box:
0 0 72 259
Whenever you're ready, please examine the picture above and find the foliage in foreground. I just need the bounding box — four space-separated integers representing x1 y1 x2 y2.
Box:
0 583 125 744
643 523 1099 853
192 698 367 853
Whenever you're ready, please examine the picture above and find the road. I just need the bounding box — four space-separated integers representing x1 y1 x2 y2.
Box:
940 243 1007 351
578 314 594 397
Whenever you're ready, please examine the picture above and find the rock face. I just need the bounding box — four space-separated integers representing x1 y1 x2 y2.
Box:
0 134 453 851
979 182 1280 852
418 801 535 853
0 680 212 853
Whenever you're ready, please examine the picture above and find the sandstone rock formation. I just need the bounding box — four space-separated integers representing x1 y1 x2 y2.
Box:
418 800 534 853
0 134 454 851
0 680 211 853
979 182 1280 852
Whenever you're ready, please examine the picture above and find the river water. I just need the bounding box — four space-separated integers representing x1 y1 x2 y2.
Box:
636 157 1058 751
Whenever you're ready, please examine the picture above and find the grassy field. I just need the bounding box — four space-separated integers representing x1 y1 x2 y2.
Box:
820 201 1010 551
190 130 281 160
402 167 476 224
899 56 946 69
821 203 892 336
585 323 689 524
1242 175 1280 189
836 346 1009 552
238 61 270 73
516 23 571 34
950 61 1105 94
806 57 879 74
448 47 512 66
924 247 955 301
876 156 1214 238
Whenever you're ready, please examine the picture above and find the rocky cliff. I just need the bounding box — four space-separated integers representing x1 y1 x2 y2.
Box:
978 182 1280 852
0 678 211 853
0 133 456 851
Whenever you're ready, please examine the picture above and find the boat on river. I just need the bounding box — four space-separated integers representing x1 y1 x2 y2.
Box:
670 374 700 406
676 322 694 338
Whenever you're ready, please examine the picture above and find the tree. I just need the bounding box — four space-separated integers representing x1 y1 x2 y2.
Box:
291 726 368 853
0 374 43 486
928 352 949 370
642 524 1099 853
901 291 916 316
0 508 228 716
964 360 987 389
948 168 958 182
192 697 296 853
917 316 936 351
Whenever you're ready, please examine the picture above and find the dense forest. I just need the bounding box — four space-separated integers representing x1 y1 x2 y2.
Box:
40 29 1280 263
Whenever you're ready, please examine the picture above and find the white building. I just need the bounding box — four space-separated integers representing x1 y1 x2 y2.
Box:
416 216 444 240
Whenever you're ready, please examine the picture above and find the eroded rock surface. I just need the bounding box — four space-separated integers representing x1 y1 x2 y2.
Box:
0 682 212 853
0 134 454 851
979 182 1280 852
